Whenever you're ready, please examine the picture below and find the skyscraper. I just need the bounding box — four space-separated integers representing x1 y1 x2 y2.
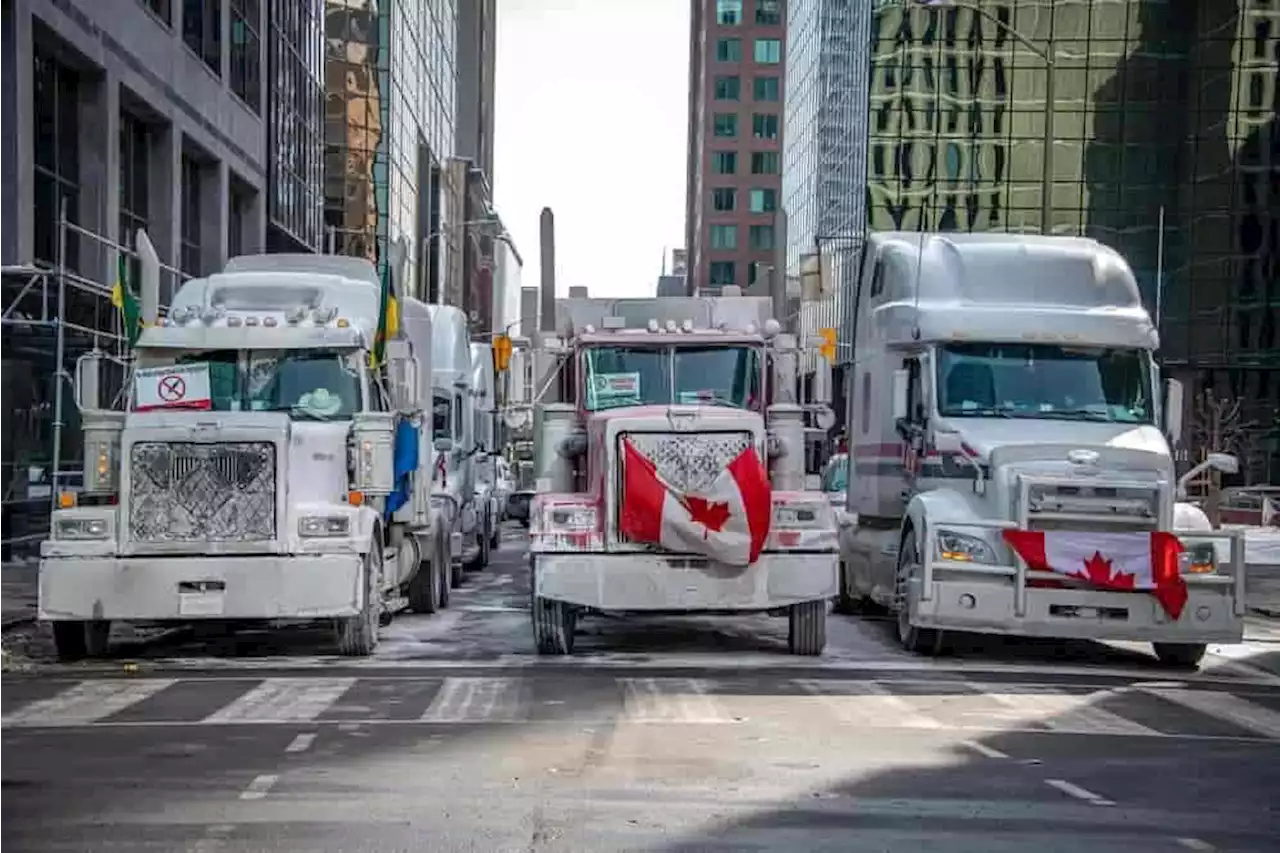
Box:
267 0 326 253
685 0 788 294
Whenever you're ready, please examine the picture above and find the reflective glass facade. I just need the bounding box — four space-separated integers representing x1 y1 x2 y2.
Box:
863 0 1278 480
324 0 456 289
268 0 325 252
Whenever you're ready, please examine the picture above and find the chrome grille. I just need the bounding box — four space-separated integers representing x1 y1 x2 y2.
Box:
129 442 276 542
623 431 753 493
1024 481 1160 533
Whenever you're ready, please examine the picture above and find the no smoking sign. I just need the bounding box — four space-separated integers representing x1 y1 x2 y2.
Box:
135 363 213 411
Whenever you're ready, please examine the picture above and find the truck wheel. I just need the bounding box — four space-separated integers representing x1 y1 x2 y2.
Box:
438 536 452 608
832 560 869 615
490 516 500 551
895 535 940 655
788 600 827 655
51 620 110 661
1153 642 1207 670
466 519 491 572
407 536 440 614
335 549 381 656
532 595 575 655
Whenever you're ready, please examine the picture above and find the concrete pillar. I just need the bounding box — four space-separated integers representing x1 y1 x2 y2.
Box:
76 71 114 280
3 0 33 265
160 128 183 303
201 160 229 273
100 73 121 281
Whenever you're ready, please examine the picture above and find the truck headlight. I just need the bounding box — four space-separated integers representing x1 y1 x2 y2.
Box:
937 530 998 564
55 517 110 540
773 501 831 529
1181 542 1218 574
549 505 597 530
299 516 351 538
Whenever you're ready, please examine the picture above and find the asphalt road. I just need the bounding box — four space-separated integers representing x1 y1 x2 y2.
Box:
4 525 1280 852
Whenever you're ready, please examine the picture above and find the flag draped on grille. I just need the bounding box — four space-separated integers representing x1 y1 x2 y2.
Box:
370 262 400 367
619 438 771 567
1002 530 1188 619
111 253 144 347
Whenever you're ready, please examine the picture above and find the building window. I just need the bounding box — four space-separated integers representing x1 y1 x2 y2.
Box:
712 113 738 138
184 0 222 74
712 151 738 174
755 0 781 25
749 225 774 250
715 38 741 63
715 0 742 25
31 48 80 270
753 76 780 101
714 75 740 101
752 113 779 140
710 225 738 250
753 38 781 64
712 188 737 212
180 156 203 277
747 261 765 285
230 0 261 112
749 188 777 213
709 261 736 285
143 0 172 24
119 113 151 284
751 151 779 174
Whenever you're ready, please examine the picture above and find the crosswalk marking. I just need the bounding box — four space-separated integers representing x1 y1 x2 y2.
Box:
795 679 944 729
2 679 177 728
977 685 1162 737
420 677 527 722
1141 686 1280 740
620 677 731 723
202 677 356 724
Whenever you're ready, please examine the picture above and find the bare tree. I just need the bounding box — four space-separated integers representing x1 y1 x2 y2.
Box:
1186 389 1258 525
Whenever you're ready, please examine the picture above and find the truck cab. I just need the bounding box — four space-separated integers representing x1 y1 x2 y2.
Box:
837 232 1245 667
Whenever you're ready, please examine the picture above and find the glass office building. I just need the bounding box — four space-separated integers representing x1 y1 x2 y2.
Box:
323 0 456 293
865 0 1277 480
268 0 326 252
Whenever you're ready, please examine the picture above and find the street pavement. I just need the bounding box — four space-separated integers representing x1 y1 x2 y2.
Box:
4 525 1280 851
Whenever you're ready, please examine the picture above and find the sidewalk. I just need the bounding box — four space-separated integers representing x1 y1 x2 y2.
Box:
2 558 39 629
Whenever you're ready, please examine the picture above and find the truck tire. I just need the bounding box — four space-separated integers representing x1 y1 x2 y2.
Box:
407 535 440 614
788 600 827 655
490 513 501 551
466 516 491 572
895 535 941 655
438 536 452 608
532 595 575 655
335 549 381 656
51 620 110 662
832 560 870 615
1153 642 1207 670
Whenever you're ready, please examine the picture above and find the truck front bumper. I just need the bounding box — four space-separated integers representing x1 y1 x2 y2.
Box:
909 577 1244 644
532 551 838 611
39 553 365 622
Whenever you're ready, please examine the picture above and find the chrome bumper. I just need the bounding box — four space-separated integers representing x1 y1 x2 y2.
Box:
532 551 838 611
39 553 365 621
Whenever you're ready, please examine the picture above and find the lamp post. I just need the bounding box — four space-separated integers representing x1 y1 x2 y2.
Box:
912 0 1056 233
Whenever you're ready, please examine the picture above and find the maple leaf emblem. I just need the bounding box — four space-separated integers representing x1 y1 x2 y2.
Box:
683 495 731 535
1072 551 1137 589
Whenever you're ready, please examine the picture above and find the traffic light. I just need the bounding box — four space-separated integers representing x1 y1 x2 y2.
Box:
818 328 837 363
493 333 513 372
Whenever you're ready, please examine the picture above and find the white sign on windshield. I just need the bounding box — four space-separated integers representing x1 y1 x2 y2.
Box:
134 363 213 411
592 372 640 400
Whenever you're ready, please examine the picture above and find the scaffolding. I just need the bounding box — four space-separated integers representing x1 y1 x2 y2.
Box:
1 206 186 560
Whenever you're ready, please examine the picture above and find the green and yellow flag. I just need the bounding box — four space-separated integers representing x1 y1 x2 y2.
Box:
110 253 144 347
370 262 400 367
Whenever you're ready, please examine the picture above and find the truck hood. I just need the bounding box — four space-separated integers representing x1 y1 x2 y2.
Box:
937 419 1169 461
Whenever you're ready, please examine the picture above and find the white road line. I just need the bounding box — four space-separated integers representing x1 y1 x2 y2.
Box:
284 733 316 753
1044 778 1115 806
963 740 1010 759
2 679 177 727
1175 838 1217 851
202 678 355 724
620 677 731 723
239 774 279 801
977 686 1162 737
420 677 527 722
794 679 944 729
1141 686 1280 740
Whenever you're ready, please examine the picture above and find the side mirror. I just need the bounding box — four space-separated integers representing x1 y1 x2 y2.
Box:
75 351 105 411
891 368 910 421
1207 452 1239 475
434 437 455 454
1164 378 1184 445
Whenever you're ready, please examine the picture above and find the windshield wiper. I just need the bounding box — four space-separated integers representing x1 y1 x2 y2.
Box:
1040 408 1112 422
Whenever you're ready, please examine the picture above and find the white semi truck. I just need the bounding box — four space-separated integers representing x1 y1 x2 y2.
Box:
470 342 502 556
836 232 1246 668
426 305 491 588
38 239 451 658
522 289 840 655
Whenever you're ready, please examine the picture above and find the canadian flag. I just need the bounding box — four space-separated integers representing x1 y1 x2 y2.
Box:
1002 530 1188 619
619 438 772 567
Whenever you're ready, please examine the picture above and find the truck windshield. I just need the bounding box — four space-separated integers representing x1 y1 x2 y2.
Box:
936 343 1153 424
584 345 762 411
133 349 362 419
